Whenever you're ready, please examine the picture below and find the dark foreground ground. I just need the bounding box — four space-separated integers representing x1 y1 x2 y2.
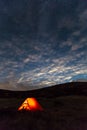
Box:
0 96 87 130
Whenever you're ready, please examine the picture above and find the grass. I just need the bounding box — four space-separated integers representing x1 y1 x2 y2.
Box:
0 96 87 130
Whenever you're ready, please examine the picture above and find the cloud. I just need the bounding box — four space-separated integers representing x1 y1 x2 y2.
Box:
60 39 72 48
0 1 87 90
0 35 86 89
71 44 82 51
23 58 30 63
16 54 87 89
79 9 87 24
72 31 81 36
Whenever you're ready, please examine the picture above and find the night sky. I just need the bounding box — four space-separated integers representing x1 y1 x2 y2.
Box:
0 0 87 90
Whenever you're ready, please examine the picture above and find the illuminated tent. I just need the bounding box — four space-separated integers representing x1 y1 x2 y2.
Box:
18 98 43 111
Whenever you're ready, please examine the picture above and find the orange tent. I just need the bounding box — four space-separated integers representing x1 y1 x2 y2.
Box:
18 98 43 111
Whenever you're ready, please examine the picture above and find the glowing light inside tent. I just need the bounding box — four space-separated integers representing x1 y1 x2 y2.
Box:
18 98 43 111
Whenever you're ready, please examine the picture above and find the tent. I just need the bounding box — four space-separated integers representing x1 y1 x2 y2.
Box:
18 98 43 111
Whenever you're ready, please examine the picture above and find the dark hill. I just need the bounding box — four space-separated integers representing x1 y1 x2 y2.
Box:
0 82 87 98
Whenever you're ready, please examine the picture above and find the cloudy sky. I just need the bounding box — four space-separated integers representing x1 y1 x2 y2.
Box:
0 0 87 90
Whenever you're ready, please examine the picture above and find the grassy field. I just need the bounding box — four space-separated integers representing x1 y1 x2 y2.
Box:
0 96 87 130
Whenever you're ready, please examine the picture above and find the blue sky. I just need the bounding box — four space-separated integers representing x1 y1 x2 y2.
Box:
0 0 87 90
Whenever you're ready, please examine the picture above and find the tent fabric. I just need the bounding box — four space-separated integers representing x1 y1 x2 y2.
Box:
18 98 43 111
